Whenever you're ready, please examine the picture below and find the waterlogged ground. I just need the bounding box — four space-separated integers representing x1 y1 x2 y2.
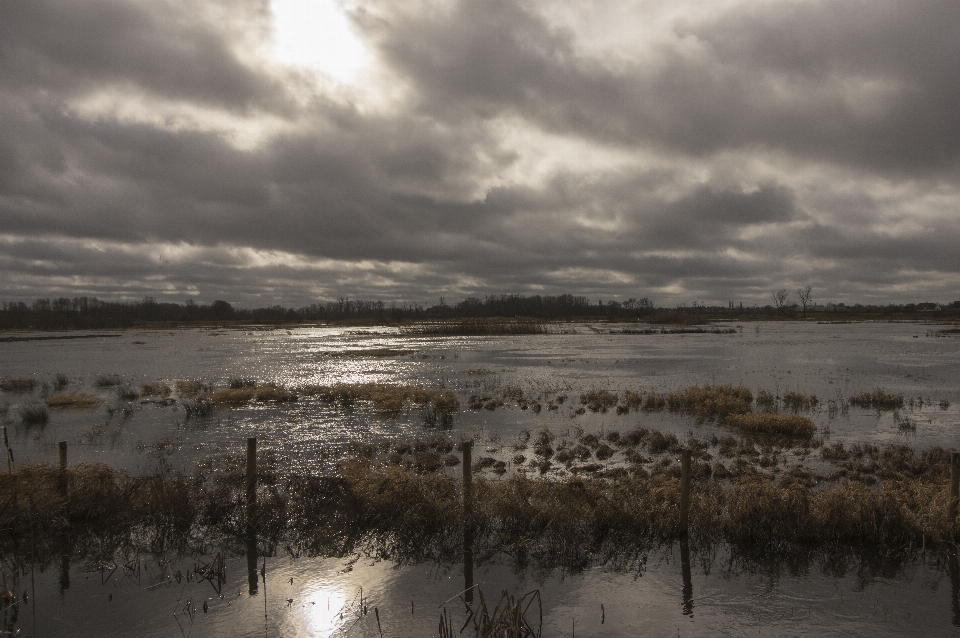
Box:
8 544 960 637
2 320 960 636
1 321 958 473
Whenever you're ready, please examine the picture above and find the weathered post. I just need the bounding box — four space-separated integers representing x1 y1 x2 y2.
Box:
246 437 258 595
950 452 960 534
58 441 68 496
462 440 474 604
58 440 70 592
679 448 691 536
246 437 257 518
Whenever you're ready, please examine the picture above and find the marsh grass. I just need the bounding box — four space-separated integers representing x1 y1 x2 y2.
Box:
210 385 297 405
181 398 215 418
301 383 459 419
95 374 123 388
3 439 959 574
652 385 754 423
53 373 69 390
116 384 140 401
725 413 817 439
174 380 211 396
850 390 905 411
17 403 49 424
139 382 172 397
46 393 103 409
782 391 819 412
0 376 35 392
404 317 547 336
579 390 618 413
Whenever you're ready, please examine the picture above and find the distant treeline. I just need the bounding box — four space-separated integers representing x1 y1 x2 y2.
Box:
0 294 954 330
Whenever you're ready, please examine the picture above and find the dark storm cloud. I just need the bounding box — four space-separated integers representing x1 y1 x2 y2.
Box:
0 0 288 114
356 0 960 174
0 0 957 306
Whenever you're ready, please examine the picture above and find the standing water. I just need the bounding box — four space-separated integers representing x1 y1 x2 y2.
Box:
2 321 959 636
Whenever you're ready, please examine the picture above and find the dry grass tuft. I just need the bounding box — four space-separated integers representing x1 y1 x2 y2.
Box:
849 390 905 411
209 385 297 405
301 383 459 419
17 403 48 424
46 393 103 409
725 413 816 438
782 391 818 412
660 385 753 423
0 376 35 392
140 382 172 397
579 390 618 413
175 380 210 396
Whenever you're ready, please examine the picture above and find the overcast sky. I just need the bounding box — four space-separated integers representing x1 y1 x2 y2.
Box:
1 0 957 308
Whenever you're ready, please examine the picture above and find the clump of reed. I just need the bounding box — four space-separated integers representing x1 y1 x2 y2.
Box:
174 380 211 396
116 384 140 401
725 413 816 439
404 317 547 336
650 385 753 423
579 390 618 413
46 393 103 409
210 385 297 405
849 390 905 411
53 372 69 390
139 382 172 397
17 403 49 424
781 391 818 412
301 383 458 419
181 398 215 418
0 376 35 392
228 377 256 389
94 374 123 388
453 589 542 638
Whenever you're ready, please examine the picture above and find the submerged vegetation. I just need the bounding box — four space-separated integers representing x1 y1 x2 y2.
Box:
46 393 103 409
0 376 35 392
210 385 297 405
849 390 906 411
16 402 48 425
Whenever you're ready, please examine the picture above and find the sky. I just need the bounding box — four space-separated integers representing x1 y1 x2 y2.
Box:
0 0 958 308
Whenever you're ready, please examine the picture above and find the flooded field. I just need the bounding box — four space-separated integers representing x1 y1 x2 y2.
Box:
2 320 960 636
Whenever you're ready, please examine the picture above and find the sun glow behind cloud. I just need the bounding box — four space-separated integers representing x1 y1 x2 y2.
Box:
270 0 371 83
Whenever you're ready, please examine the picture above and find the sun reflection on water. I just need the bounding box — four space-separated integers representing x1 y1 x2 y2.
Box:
293 577 350 637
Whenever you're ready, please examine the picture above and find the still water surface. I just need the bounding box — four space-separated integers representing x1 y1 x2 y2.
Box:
2 321 960 636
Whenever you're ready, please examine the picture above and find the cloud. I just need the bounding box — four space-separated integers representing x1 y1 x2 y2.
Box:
356 0 960 173
0 0 957 306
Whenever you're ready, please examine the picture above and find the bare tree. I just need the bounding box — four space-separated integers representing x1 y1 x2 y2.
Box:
797 286 813 319
772 289 789 314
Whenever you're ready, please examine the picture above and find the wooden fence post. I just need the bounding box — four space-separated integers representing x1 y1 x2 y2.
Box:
462 440 474 604
950 452 959 534
58 441 68 496
246 437 257 521
679 448 691 536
